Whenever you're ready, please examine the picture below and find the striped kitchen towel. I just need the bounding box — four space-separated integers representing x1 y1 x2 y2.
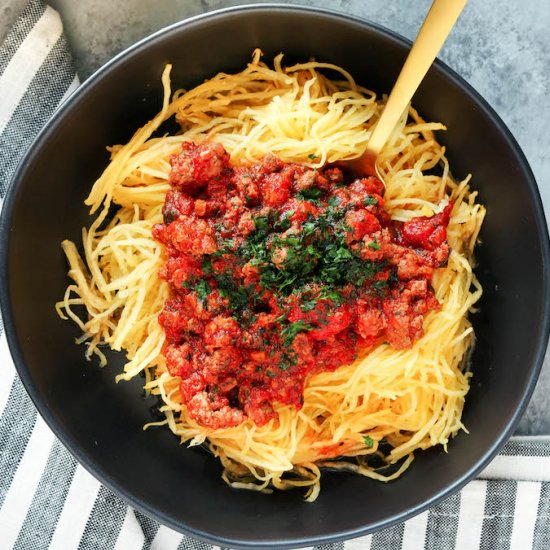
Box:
0 1 549 549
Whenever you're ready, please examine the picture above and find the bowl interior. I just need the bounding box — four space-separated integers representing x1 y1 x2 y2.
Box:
1 6 549 548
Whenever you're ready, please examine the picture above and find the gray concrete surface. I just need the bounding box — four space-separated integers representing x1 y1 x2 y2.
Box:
2 0 550 434
0 0 27 44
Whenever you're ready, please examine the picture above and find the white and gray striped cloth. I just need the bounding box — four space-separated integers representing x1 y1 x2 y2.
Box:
1 2 549 549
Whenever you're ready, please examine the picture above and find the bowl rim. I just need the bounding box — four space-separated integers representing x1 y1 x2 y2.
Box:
1 3 549 548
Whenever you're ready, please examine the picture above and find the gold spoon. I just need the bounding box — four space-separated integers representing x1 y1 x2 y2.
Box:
342 0 468 179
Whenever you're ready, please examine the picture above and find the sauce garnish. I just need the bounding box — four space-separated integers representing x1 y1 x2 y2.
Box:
153 142 452 429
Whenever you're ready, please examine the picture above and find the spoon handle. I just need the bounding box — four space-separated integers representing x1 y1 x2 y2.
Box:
367 0 468 157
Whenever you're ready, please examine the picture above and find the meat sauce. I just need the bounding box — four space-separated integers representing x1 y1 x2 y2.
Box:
152 142 452 429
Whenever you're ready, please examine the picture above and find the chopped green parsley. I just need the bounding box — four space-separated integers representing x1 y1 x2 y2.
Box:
363 435 374 448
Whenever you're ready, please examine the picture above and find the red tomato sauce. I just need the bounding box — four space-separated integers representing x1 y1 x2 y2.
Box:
152 142 452 429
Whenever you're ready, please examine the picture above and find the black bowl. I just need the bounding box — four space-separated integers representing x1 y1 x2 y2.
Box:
1 4 549 548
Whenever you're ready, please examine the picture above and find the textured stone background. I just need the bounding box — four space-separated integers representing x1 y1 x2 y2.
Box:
2 0 549 434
